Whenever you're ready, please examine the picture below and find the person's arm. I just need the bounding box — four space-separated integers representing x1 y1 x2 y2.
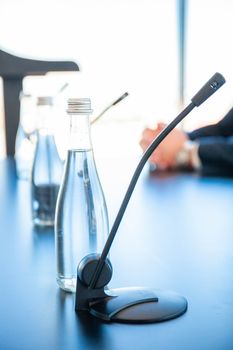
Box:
176 136 233 176
197 137 233 176
188 107 233 140
139 123 233 176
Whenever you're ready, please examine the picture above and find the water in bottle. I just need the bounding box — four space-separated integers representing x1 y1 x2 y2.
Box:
55 98 109 292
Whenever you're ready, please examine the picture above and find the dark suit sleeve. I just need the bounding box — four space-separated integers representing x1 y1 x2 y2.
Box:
188 107 233 140
186 108 233 176
197 137 233 176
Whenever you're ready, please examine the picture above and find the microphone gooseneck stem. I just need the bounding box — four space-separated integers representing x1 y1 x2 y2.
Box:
89 102 195 289
91 92 129 125
91 105 112 125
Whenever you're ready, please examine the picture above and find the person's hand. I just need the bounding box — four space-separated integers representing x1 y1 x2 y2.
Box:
139 123 188 170
155 125 188 169
139 123 166 169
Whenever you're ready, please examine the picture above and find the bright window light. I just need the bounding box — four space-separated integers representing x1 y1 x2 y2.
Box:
0 0 233 160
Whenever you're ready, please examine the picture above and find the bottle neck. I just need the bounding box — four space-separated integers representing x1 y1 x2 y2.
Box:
69 114 92 150
36 105 54 135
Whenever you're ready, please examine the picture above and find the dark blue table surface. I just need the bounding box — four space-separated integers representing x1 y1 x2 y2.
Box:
1 157 233 350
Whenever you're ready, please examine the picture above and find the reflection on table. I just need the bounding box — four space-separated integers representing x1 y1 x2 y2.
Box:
0 157 233 350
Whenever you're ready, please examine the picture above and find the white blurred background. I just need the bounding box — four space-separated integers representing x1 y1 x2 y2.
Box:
0 0 233 160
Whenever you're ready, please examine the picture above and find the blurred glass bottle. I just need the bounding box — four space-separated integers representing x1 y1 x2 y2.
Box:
15 92 36 180
55 98 109 293
31 96 63 227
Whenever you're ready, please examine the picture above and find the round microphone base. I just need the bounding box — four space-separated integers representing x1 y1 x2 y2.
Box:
89 287 187 323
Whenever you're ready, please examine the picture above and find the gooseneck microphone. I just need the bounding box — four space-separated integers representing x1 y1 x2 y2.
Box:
91 92 129 125
75 73 225 323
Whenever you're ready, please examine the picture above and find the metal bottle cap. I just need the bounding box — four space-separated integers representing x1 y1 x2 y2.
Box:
67 98 92 115
37 96 53 106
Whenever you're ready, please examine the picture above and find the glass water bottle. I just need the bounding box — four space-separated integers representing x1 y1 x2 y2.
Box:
15 92 36 180
31 96 63 227
55 98 109 293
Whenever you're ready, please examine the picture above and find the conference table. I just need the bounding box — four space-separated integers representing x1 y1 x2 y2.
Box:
1 156 233 350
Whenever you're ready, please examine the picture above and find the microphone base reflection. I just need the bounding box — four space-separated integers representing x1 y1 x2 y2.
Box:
81 286 187 324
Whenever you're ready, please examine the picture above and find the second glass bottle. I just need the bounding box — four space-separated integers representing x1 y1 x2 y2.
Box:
55 98 109 293
31 96 63 227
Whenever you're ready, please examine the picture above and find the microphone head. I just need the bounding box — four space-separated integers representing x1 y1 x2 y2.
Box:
191 72 226 107
112 92 129 106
